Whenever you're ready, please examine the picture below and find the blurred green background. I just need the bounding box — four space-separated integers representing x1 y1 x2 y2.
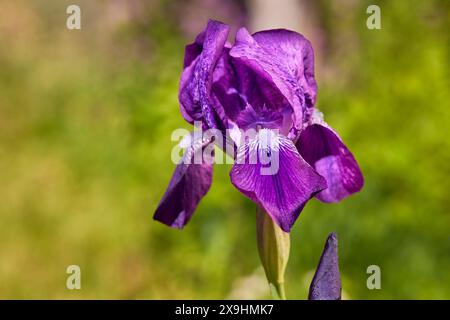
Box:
0 0 448 299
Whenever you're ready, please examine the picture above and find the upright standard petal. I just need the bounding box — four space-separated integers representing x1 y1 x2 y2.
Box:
154 134 213 229
183 29 205 68
210 46 244 130
229 28 318 134
252 29 318 111
179 20 230 128
296 118 364 203
230 129 326 232
309 232 342 300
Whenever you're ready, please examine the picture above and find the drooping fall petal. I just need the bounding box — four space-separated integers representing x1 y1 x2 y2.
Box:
154 134 213 228
230 129 326 232
296 115 364 203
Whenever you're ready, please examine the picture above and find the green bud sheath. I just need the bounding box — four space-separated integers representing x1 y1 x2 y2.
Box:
256 206 290 300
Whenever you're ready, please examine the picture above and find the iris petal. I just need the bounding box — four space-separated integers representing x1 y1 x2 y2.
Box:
252 29 318 111
179 20 230 128
229 28 317 135
296 120 364 203
154 134 213 229
230 130 326 232
210 46 243 129
183 30 205 68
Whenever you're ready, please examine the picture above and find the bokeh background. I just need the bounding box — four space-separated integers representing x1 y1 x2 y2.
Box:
0 0 449 299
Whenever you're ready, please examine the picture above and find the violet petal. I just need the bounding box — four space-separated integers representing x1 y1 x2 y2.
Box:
296 122 364 203
230 129 326 232
210 46 243 129
229 28 317 134
154 134 213 229
179 20 230 128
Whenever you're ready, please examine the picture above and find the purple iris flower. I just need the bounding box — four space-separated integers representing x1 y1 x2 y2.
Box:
154 20 363 232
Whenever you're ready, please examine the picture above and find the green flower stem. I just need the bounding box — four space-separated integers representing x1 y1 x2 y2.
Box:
256 206 290 300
